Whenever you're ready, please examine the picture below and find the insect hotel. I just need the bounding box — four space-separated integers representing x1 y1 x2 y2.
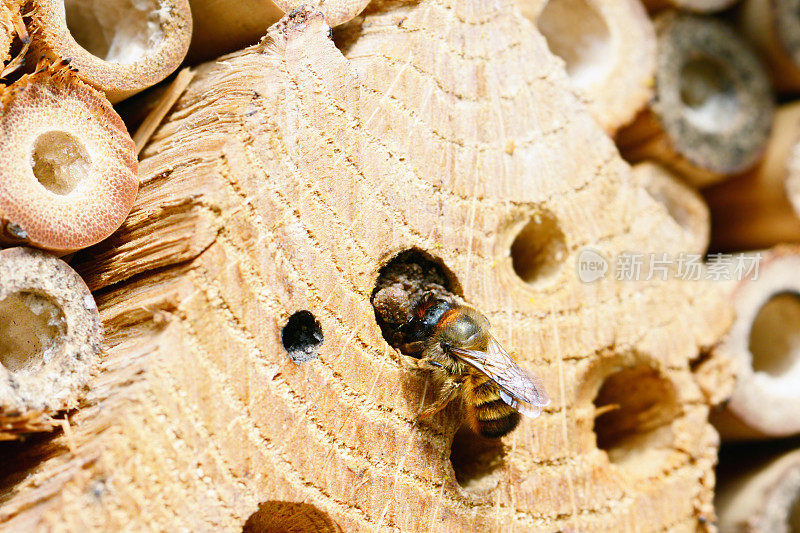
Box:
0 0 799 531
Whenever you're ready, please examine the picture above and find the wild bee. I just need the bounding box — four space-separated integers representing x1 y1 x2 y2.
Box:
401 294 550 438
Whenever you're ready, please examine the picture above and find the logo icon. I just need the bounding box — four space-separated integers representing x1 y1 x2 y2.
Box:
577 248 608 283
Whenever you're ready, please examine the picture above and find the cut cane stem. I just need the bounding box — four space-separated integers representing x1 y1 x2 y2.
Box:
616 13 774 188
517 0 656 133
704 102 800 251
739 0 800 93
711 246 800 440
28 0 192 103
0 247 101 440
0 60 138 253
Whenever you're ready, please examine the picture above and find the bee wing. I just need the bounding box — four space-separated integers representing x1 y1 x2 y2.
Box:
449 335 550 419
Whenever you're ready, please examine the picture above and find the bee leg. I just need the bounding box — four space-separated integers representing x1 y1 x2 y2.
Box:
398 353 425 370
417 377 463 420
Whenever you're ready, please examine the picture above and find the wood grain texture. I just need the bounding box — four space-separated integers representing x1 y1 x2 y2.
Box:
0 2 732 531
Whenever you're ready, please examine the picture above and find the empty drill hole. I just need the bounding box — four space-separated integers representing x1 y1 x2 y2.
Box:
30 132 91 195
593 365 680 476
449 425 506 492
679 56 739 133
749 292 800 377
281 311 323 364
65 0 167 64
510 212 567 284
243 500 341 532
536 0 613 88
0 291 66 374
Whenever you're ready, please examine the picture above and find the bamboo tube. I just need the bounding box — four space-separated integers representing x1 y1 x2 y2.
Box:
641 0 737 12
0 247 101 440
27 0 192 103
711 246 800 440
616 12 774 188
632 162 710 254
186 0 284 63
740 0 800 93
516 0 656 134
717 446 800 532
0 61 138 253
704 102 800 251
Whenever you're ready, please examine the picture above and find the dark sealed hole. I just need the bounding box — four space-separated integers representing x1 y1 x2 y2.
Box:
510 211 567 284
243 500 341 532
281 311 323 363
679 55 739 133
371 249 461 353
449 425 506 492
749 292 800 377
593 365 680 476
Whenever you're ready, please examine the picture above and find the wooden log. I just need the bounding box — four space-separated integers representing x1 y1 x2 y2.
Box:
514 0 656 134
704 103 800 251
27 0 193 103
0 4 732 530
0 247 101 440
711 246 800 440
739 0 800 93
616 12 774 188
717 445 800 532
0 61 138 253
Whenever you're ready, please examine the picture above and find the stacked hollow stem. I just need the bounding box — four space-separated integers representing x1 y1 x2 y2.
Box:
0 61 138 253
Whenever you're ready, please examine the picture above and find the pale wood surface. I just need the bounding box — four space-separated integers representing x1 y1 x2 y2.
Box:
0 2 732 531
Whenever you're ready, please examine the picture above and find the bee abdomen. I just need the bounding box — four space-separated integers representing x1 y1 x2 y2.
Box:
467 375 520 438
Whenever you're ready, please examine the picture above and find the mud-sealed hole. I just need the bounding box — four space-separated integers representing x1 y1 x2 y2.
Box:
242 500 342 532
0 291 66 374
449 424 506 492
371 249 461 352
510 211 567 284
281 311 323 363
536 0 613 89
749 292 800 377
593 365 680 476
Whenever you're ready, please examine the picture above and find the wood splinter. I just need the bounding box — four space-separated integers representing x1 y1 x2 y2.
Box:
516 0 656 133
617 12 774 188
0 61 138 253
711 246 800 440
0 247 101 441
704 102 800 251
28 0 193 103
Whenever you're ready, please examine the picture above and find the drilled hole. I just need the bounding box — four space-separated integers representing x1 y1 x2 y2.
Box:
243 500 341 532
536 0 613 88
65 0 167 64
510 212 567 284
281 311 323 363
593 365 680 476
749 292 800 377
0 291 66 374
679 55 739 133
449 424 506 492
371 249 461 352
31 132 91 196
